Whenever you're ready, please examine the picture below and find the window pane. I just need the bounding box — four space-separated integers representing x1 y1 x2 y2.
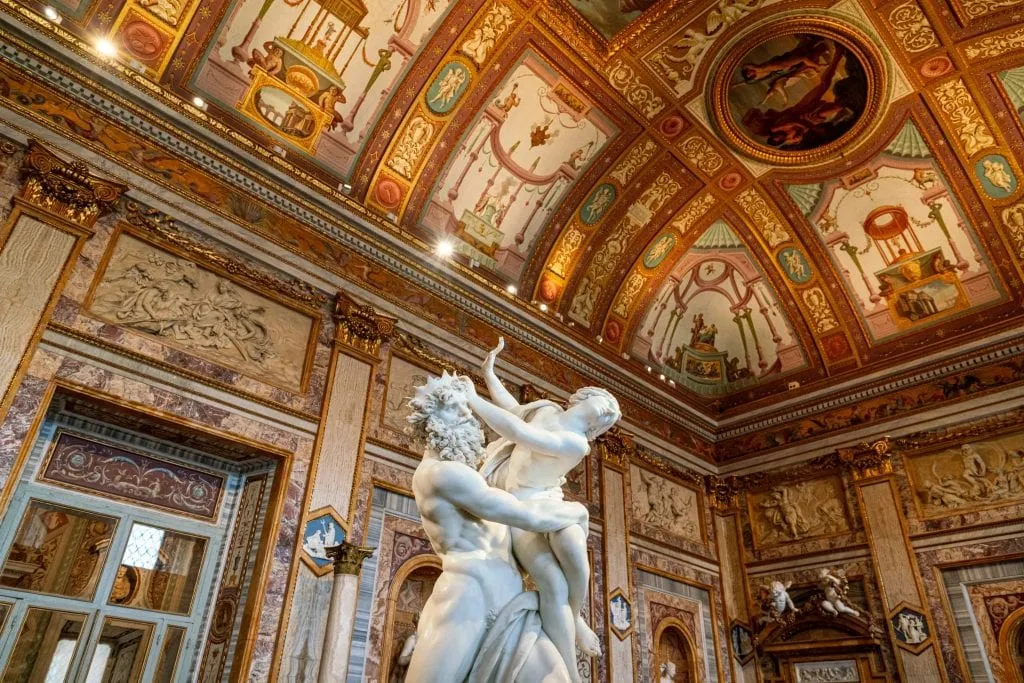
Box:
108 523 206 615
153 626 186 683
84 618 153 683
1 607 87 682
0 602 10 632
0 500 118 600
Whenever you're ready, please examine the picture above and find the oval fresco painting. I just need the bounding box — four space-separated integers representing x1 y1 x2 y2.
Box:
644 233 676 269
426 61 471 115
580 183 617 225
725 32 869 154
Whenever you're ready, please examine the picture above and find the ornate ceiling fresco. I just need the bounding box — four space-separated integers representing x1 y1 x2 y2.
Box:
3 0 1024 442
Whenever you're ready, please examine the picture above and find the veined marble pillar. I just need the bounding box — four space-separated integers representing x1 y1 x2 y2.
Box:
707 477 758 683
318 542 375 683
841 439 947 681
0 140 124 446
0 141 124 507
305 292 395 523
597 428 637 682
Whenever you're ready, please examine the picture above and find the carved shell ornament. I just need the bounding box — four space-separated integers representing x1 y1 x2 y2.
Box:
708 17 887 166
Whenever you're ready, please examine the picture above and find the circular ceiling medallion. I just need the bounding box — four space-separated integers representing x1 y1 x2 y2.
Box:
711 19 884 166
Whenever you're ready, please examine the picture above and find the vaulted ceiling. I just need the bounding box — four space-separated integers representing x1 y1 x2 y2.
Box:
7 0 1024 425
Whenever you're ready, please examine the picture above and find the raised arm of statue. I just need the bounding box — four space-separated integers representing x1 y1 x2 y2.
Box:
430 460 588 533
480 337 520 411
460 379 589 460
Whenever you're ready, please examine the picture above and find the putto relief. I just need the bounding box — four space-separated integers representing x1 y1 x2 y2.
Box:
629 465 703 544
905 430 1024 517
88 233 316 391
747 477 851 547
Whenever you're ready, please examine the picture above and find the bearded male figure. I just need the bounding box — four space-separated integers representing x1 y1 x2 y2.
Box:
464 338 621 682
405 373 588 682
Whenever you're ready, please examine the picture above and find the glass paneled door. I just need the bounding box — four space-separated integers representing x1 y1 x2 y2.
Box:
0 418 239 682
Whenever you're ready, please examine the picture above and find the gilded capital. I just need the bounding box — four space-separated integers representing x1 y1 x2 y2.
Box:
334 291 396 358
705 475 743 510
17 140 126 229
596 426 635 468
838 437 893 481
325 542 375 576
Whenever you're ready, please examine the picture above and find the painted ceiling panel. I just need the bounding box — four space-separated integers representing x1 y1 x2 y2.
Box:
12 0 1024 422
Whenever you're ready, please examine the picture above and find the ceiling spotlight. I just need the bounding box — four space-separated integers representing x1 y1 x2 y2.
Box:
506 284 517 295
191 96 206 108
645 365 652 373
669 379 676 387
94 37 117 58
658 373 666 381
595 335 603 343
538 303 548 312
436 240 454 258
43 6 60 21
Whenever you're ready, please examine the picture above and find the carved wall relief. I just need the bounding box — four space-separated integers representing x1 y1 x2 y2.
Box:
747 477 852 547
629 465 704 545
87 232 317 392
904 427 1024 517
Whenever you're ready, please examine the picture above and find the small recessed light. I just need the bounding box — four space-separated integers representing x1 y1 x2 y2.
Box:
94 37 117 58
568 321 575 327
43 6 60 21
595 335 603 343
645 366 652 373
506 284 517 295
538 303 548 312
436 240 454 258
191 96 206 108
669 379 676 387
658 373 666 381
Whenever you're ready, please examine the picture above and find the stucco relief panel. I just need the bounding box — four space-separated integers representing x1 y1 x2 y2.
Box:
747 476 852 548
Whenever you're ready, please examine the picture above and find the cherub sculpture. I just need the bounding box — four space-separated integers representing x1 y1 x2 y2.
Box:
757 580 798 626
818 568 859 618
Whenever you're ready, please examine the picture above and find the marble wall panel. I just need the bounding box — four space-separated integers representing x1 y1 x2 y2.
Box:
630 464 704 548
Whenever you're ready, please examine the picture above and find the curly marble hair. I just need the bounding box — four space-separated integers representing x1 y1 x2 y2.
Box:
406 372 485 467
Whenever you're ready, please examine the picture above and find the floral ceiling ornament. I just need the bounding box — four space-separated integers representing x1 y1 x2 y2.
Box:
887 1 939 54
964 26 1024 59
932 79 996 157
606 59 666 120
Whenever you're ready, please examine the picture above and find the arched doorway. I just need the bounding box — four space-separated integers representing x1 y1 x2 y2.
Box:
380 555 442 682
652 618 699 682
998 606 1024 682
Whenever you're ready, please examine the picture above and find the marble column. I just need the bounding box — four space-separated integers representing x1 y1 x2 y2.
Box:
706 477 758 683
596 428 637 682
841 439 947 681
318 542 375 683
0 141 125 423
307 291 396 523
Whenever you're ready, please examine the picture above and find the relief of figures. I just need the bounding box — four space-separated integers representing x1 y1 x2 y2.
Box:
908 431 1024 516
89 234 314 390
192 0 453 176
749 478 850 546
630 466 702 543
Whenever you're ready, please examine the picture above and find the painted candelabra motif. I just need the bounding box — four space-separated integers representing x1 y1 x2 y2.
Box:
420 51 616 282
786 120 1003 341
193 0 452 175
631 220 804 395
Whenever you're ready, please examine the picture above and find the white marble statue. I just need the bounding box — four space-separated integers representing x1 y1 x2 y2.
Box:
470 338 620 679
405 372 590 682
758 580 798 625
658 661 677 683
818 568 860 618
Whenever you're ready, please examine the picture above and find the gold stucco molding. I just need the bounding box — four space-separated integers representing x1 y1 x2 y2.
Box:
334 291 397 359
837 438 893 480
16 140 126 230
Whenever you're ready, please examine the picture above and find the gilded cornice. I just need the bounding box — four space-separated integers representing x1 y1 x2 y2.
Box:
17 140 125 229
596 426 636 469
